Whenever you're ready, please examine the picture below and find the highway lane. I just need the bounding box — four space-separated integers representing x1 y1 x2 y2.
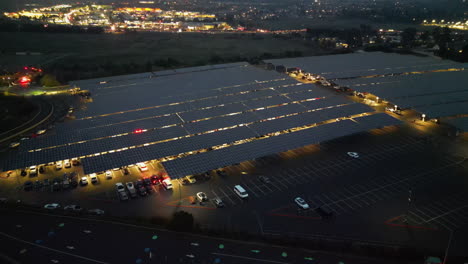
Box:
0 208 402 264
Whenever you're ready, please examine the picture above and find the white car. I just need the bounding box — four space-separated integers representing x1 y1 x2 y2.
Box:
80 177 88 186
347 152 360 158
64 159 71 168
90 173 98 184
64 205 82 212
44 203 60 210
196 192 208 202
115 182 125 192
56 161 63 170
9 142 20 148
105 170 112 179
294 197 310 209
137 163 148 172
36 129 46 135
162 179 173 190
29 166 37 175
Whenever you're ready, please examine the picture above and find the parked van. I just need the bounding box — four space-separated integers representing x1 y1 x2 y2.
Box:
162 179 173 190
234 185 248 198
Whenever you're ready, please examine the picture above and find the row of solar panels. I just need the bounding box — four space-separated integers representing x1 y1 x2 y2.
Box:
265 52 463 79
77 103 375 174
4 97 363 171
75 66 289 117
162 113 402 178
19 83 331 151
335 71 468 119
71 62 249 91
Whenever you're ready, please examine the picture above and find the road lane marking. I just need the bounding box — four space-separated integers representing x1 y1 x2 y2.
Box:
0 231 108 264
211 253 290 264
219 187 236 205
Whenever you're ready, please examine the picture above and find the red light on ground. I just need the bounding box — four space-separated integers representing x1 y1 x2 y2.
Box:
134 129 143 134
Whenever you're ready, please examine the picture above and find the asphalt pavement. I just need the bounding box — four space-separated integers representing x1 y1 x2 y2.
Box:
0 208 405 264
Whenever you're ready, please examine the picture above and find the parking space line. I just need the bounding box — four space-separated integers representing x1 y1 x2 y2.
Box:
219 187 236 205
241 182 260 197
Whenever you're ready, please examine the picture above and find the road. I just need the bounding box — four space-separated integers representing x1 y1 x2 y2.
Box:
0 208 403 264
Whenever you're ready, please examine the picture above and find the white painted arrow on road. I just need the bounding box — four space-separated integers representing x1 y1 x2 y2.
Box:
186 254 195 258
66 246 75 250
83 230 92 234
190 242 199 246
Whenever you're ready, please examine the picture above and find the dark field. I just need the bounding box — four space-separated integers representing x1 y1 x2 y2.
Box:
1 32 334 81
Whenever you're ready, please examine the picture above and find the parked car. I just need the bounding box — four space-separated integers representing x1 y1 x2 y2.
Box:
126 182 137 198
64 159 71 168
34 180 43 190
29 166 37 176
213 197 225 208
21 169 27 176
118 191 129 201
294 197 309 209
23 181 33 191
150 175 159 184
9 142 20 148
56 161 63 170
64 205 82 212
315 207 333 218
90 173 98 184
347 152 359 158
259 175 271 184
135 179 144 188
80 177 88 186
143 177 152 186
162 179 173 190
137 163 148 172
70 178 78 188
39 166 45 174
105 170 112 179
72 158 80 166
115 182 125 193
123 168 129 175
88 209 105 215
44 203 60 210
196 192 208 202
36 129 46 135
138 186 147 196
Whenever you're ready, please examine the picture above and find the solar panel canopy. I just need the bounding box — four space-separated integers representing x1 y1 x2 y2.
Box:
1 61 401 175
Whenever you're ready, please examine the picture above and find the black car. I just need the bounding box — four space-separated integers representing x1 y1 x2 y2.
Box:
315 207 334 219
216 170 227 177
39 166 45 174
23 181 33 191
145 185 153 194
138 187 147 196
21 169 27 176
259 175 271 184
52 177 62 191
70 179 78 188
143 177 152 186
135 179 144 188
123 168 129 175
34 180 43 190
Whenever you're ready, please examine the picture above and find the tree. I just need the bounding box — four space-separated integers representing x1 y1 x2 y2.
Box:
167 211 194 231
401 28 417 47
40 74 60 87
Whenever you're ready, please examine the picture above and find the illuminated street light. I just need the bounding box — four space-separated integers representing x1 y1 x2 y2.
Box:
422 114 426 122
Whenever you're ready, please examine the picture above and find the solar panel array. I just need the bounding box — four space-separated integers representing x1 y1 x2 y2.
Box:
446 117 468 132
163 114 402 178
1 62 397 173
335 70 468 119
265 52 463 79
